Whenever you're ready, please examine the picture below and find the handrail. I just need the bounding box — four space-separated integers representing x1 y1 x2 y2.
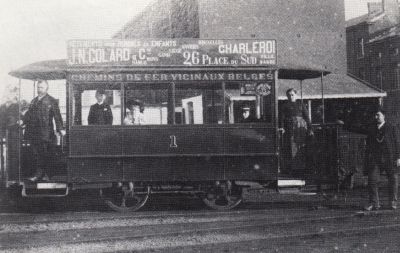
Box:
0 137 5 185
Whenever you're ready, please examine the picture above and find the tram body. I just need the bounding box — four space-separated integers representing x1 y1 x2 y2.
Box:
4 39 341 211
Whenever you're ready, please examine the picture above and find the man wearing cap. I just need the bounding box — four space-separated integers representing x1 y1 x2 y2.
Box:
361 109 400 211
21 80 65 181
88 89 113 125
239 104 256 123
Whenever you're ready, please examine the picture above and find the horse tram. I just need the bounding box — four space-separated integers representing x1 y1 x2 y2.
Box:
1 39 369 212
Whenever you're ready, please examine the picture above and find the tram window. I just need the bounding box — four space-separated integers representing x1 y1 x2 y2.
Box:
175 83 224 124
124 83 169 125
225 83 273 124
72 84 121 126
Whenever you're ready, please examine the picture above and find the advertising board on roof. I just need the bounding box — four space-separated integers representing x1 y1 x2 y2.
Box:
67 39 276 67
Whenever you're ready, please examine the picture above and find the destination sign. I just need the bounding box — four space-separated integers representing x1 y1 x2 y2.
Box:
67 39 277 67
67 70 275 83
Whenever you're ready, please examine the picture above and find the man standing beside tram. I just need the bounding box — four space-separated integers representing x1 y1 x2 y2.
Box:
20 80 65 182
350 109 400 211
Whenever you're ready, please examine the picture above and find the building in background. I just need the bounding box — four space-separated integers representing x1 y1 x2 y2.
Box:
114 0 385 124
114 0 346 73
347 0 400 124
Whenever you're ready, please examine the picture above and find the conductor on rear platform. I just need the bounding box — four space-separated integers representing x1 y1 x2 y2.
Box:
361 109 400 211
88 89 113 125
279 88 313 175
21 80 65 182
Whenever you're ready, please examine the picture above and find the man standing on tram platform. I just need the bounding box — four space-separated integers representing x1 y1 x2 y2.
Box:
359 109 400 211
88 89 113 125
21 80 65 182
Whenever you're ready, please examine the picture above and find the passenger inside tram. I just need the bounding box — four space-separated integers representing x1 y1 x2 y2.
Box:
123 100 145 125
238 104 257 123
87 89 113 125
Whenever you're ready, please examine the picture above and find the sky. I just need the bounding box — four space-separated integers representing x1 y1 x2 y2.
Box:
0 0 380 103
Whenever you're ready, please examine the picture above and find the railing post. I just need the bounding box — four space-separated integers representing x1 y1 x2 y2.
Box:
0 137 4 184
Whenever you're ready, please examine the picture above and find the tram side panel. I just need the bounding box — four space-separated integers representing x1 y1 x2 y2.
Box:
5 127 21 182
68 125 277 183
68 127 123 183
224 126 277 180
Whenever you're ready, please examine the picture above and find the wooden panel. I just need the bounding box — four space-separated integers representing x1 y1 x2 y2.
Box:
6 128 20 181
224 126 276 154
123 156 225 181
69 158 123 183
225 155 278 181
69 127 122 156
122 126 225 155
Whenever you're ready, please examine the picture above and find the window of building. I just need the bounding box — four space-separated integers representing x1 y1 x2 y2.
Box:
358 67 365 80
390 47 399 57
357 38 364 58
375 66 383 89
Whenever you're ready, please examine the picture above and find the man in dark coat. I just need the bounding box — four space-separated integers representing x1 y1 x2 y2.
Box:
362 109 400 210
239 105 256 123
87 89 113 125
22 80 65 181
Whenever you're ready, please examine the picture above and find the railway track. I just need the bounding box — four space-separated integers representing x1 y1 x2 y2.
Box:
0 204 347 224
1 207 399 252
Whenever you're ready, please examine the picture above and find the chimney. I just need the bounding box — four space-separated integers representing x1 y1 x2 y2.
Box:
383 0 400 24
368 2 383 16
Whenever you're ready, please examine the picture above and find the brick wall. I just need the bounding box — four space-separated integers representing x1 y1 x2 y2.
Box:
114 0 346 73
198 0 347 73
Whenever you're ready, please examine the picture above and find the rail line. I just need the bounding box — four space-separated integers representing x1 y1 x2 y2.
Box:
0 201 344 225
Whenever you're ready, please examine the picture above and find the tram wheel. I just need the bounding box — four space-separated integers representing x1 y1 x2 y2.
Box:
201 181 243 211
100 183 150 212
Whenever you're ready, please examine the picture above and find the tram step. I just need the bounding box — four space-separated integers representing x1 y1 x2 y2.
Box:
22 183 69 198
277 179 305 187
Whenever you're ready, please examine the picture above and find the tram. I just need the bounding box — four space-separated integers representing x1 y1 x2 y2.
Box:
4 39 348 211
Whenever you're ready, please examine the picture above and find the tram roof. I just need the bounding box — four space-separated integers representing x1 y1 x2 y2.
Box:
9 59 385 99
9 59 330 81
278 73 386 99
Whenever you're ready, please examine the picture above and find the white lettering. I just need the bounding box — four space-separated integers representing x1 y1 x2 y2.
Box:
139 49 146 60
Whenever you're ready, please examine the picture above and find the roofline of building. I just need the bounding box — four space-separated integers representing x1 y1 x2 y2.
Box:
347 72 386 93
345 13 370 28
112 0 158 38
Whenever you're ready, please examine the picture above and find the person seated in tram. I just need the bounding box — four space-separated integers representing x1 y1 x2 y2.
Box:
123 100 145 125
279 88 313 175
88 89 113 125
239 104 256 123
